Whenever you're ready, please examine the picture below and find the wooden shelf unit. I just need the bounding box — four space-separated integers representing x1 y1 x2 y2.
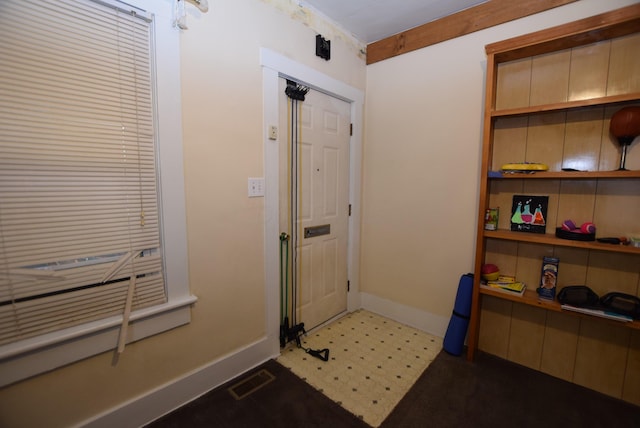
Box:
467 5 640 403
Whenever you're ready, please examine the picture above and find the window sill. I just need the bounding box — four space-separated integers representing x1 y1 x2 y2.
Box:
0 294 197 387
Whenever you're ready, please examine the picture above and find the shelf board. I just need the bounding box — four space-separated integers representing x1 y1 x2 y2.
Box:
488 170 640 179
488 5 640 62
479 288 640 330
483 230 640 255
490 92 640 117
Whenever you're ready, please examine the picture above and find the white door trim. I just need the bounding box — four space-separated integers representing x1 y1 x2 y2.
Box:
260 48 363 354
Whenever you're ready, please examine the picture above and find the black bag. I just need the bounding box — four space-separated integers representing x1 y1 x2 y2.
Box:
600 292 640 320
557 285 599 308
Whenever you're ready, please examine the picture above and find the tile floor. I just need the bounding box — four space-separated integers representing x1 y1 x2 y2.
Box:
277 310 443 427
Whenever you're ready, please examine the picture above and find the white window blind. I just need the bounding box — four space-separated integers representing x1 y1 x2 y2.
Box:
0 0 167 347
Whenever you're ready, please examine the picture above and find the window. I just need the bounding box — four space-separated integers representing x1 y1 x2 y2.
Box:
0 0 195 386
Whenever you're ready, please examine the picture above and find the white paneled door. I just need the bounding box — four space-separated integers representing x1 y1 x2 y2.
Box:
279 79 350 331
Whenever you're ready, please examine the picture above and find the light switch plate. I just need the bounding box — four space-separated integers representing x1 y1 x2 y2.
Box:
248 177 265 197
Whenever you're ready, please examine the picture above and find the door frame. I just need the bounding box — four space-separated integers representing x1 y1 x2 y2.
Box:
261 48 363 355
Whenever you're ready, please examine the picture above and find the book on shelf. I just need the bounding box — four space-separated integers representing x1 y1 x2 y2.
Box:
560 304 633 322
480 280 526 297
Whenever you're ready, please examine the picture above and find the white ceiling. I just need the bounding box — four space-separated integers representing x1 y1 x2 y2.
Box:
304 0 488 44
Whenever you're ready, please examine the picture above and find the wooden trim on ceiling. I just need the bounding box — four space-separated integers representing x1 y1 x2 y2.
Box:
366 0 578 65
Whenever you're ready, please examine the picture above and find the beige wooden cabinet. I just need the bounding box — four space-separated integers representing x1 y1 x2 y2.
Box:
467 4 640 405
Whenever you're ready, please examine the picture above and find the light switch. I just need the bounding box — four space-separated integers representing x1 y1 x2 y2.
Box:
248 177 265 197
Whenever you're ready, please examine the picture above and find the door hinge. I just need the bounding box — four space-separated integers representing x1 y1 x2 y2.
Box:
348 204 352 216
350 123 353 136
347 280 350 292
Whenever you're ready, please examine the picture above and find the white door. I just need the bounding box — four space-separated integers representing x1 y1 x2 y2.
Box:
279 79 350 331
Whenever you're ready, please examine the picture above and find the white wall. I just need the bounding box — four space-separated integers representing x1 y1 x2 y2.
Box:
360 0 639 333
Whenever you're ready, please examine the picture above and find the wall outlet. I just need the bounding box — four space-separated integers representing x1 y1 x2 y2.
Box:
268 125 278 140
248 177 265 197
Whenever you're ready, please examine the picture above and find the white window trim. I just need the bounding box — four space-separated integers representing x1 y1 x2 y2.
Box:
0 0 195 387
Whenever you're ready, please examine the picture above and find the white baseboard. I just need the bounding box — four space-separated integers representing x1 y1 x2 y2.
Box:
80 294 448 428
360 292 449 338
80 336 278 428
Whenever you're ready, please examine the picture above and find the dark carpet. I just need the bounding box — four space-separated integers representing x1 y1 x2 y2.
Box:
147 350 640 428
382 351 640 428
146 358 368 428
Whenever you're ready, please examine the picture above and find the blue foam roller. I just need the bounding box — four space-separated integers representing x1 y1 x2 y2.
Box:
443 273 474 356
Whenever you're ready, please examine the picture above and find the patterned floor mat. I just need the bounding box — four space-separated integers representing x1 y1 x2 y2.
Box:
277 310 442 427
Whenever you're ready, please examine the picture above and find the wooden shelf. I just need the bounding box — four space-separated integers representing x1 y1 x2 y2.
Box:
491 92 640 117
483 230 640 255
479 288 640 330
487 5 640 62
467 6 640 376
488 170 640 179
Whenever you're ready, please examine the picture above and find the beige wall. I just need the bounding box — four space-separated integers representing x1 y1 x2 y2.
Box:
0 1 365 427
180 0 365 355
360 0 638 320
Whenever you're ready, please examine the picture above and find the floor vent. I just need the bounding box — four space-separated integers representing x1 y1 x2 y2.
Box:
228 369 276 400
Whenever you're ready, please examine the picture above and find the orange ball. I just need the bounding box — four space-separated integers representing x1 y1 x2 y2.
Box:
610 106 640 139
